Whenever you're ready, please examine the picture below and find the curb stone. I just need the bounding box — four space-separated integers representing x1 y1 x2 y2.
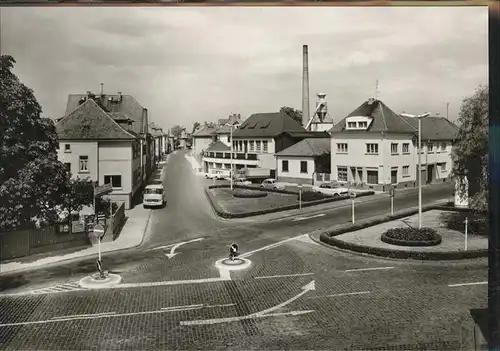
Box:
317 203 488 261
204 186 375 219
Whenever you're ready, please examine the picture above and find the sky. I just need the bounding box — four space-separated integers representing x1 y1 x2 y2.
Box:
2 6 488 132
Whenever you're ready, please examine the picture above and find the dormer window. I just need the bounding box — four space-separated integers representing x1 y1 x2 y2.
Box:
345 116 373 130
347 122 357 128
359 121 368 128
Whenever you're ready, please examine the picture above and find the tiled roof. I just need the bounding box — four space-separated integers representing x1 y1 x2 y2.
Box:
330 99 416 134
65 93 147 135
233 111 307 138
193 126 216 137
56 99 136 140
206 140 230 152
282 131 331 139
399 115 458 141
276 138 331 157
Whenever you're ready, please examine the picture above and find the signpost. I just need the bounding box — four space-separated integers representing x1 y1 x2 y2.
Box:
298 184 303 210
350 192 356 224
229 243 239 261
464 217 468 251
94 183 113 197
389 187 395 216
93 223 105 278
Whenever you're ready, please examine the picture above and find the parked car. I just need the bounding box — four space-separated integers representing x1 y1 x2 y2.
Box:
143 183 167 209
205 171 226 180
261 178 285 190
234 177 252 186
312 182 349 197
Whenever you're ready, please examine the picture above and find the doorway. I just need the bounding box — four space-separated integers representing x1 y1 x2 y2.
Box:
427 164 435 184
391 169 398 184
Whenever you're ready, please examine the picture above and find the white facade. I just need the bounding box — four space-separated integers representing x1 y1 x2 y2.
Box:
276 156 316 185
330 132 453 190
192 136 213 157
232 137 276 169
58 140 141 209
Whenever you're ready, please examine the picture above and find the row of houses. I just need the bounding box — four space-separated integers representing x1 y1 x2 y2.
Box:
193 97 458 191
55 91 175 209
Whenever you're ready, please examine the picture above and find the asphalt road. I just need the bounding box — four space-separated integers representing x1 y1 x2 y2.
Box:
0 150 487 350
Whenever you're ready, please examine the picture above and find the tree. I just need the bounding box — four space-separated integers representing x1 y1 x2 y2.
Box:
192 121 201 134
451 84 488 214
204 121 216 128
0 55 70 230
280 106 303 125
170 125 184 139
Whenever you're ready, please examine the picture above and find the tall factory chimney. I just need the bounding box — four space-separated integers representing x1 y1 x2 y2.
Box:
302 45 310 128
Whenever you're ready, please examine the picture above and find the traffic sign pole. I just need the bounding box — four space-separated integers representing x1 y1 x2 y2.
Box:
298 185 303 210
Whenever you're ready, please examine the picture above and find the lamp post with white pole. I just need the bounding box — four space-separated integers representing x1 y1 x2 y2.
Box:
225 123 237 191
401 112 430 229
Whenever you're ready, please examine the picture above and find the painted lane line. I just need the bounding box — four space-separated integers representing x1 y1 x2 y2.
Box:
117 276 230 289
180 280 316 326
0 307 203 328
292 214 326 222
205 303 236 308
165 238 205 259
217 266 232 280
308 291 371 299
344 267 394 273
254 273 314 279
161 304 203 311
240 234 308 258
180 310 315 326
51 312 116 320
448 281 487 287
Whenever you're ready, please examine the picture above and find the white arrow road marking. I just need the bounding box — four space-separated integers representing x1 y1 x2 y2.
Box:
180 280 315 326
307 291 371 299
164 238 204 259
292 214 326 222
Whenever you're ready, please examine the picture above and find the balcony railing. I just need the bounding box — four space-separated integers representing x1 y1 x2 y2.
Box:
204 152 260 161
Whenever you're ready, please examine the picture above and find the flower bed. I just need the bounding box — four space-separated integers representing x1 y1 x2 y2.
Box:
381 227 442 247
232 188 268 198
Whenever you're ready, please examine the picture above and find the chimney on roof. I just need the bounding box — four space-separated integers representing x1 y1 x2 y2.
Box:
302 45 310 128
100 83 104 95
117 92 122 102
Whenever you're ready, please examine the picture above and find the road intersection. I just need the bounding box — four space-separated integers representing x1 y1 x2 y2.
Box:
0 150 487 350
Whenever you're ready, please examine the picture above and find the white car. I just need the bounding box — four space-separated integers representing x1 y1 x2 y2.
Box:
143 183 167 208
205 171 226 180
234 178 252 186
312 183 349 197
261 178 285 190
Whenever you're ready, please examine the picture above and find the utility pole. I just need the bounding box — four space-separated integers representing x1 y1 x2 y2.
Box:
401 112 430 229
446 102 450 120
226 122 237 190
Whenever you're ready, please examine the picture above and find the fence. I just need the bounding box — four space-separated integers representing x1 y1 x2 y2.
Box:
0 222 90 261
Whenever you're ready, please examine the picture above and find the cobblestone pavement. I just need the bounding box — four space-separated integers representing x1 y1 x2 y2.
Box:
0 151 486 349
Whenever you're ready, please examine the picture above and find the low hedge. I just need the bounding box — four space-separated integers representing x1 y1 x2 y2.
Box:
381 227 442 247
300 191 330 202
232 189 268 198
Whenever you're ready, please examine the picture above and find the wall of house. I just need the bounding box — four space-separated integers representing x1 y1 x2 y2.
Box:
193 136 214 156
276 156 315 185
232 137 275 170
99 141 133 209
58 141 99 181
216 133 231 147
422 140 453 181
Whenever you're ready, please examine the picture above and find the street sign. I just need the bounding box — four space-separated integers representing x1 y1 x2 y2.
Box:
389 187 396 197
229 243 239 260
94 224 105 238
94 183 113 197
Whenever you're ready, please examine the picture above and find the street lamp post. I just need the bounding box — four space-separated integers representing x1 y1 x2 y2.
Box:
401 112 430 229
226 123 236 191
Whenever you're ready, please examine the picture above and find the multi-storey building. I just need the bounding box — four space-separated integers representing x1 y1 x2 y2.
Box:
329 98 458 191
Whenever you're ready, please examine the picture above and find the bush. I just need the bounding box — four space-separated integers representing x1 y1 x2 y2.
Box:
381 227 442 247
232 189 268 198
300 191 328 202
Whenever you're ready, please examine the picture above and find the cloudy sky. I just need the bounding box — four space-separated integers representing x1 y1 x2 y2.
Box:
2 6 488 131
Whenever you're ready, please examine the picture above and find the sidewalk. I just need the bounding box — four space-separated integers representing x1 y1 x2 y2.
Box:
184 152 204 175
0 164 169 275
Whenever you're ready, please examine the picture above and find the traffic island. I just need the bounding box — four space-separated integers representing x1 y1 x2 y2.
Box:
317 204 488 260
78 272 122 289
215 257 252 271
205 184 374 218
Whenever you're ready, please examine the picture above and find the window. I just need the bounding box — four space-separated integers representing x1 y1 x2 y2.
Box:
324 173 330 181
391 169 398 184
263 141 268 153
79 156 88 172
366 143 379 154
227 136 231 143
64 144 71 152
402 143 410 154
337 143 348 153
337 166 348 182
224 164 231 169
238 141 243 152
282 160 289 172
428 143 434 153
441 163 447 172
347 122 356 128
216 163 222 169
367 170 379 184
403 165 410 177
359 121 368 128
64 162 71 173
249 141 255 152
441 143 447 152
300 161 308 173
104 175 122 188
391 143 398 154
256 141 261 152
